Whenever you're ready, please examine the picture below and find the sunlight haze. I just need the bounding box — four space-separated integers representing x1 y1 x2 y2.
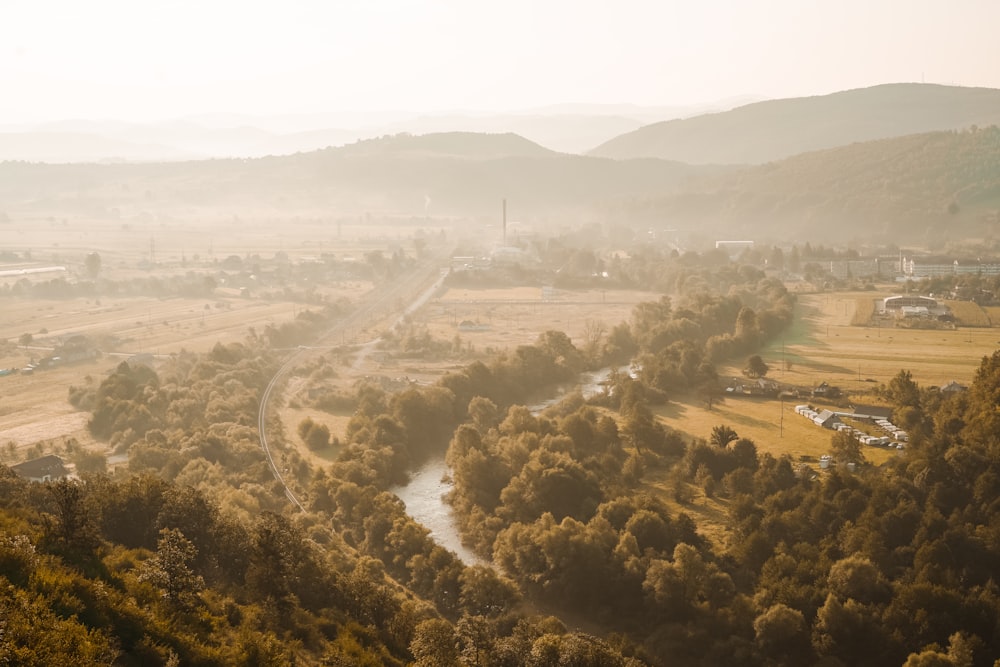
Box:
3 0 999 125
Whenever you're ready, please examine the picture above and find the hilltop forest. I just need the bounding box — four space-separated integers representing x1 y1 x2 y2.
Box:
4 247 1000 666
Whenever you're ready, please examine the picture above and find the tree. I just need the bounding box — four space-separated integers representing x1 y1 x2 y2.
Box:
459 565 520 617
44 479 99 560
885 370 920 408
18 332 32 348
84 252 102 279
830 429 865 465
246 512 304 607
298 417 331 451
754 603 812 664
735 307 760 347
827 555 888 604
582 319 607 361
139 528 205 610
698 380 724 410
467 396 500 434
710 425 739 448
410 618 461 666
744 355 769 379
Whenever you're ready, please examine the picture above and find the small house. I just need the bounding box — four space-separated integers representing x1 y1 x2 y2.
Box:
10 455 70 483
812 382 841 398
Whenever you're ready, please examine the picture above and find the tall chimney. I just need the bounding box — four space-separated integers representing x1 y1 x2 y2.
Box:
502 199 507 245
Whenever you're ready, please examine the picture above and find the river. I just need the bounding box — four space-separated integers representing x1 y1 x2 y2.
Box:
391 456 484 564
392 363 635 564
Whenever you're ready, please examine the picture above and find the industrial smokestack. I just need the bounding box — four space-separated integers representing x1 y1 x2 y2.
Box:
502 199 507 245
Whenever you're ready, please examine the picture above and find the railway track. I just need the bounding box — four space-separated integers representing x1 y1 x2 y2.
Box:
256 255 448 511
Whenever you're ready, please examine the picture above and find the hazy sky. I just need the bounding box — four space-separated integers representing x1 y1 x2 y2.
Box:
3 0 999 124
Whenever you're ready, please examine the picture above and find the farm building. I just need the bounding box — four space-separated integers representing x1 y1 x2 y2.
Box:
812 382 841 398
10 454 70 483
727 378 779 397
812 409 841 429
849 403 894 421
881 295 938 312
940 380 968 393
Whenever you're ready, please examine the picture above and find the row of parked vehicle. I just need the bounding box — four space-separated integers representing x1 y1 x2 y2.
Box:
874 418 908 442
794 404 907 450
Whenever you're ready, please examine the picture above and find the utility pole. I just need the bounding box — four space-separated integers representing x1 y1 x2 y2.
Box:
779 395 784 437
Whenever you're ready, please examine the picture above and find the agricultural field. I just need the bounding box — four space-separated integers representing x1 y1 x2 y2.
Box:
659 289 1000 466
420 285 651 356
0 290 364 455
773 292 1000 389
289 284 658 444
0 215 439 459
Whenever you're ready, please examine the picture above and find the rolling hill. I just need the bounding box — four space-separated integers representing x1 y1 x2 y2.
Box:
0 132 723 222
611 125 1000 243
3 124 997 246
0 101 737 162
591 83 1000 165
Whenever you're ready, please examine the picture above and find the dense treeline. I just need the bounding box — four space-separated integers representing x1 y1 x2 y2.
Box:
64 251 996 664
46 317 660 663
430 259 1000 664
43 255 799 664
442 356 1000 663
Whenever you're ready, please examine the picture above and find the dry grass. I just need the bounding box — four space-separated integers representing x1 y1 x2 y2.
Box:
985 306 1000 325
944 300 992 327
419 286 653 353
751 293 1000 389
639 465 734 550
650 286 1000 479
851 297 876 325
0 217 402 458
654 396 897 467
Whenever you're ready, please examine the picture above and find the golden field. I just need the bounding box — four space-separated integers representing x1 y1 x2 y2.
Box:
657 290 1000 466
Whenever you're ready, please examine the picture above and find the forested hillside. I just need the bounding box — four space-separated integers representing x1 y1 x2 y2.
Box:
591 83 1000 164
611 126 1000 244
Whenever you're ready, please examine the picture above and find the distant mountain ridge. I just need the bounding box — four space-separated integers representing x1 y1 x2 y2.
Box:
590 83 1000 164
0 131 721 220
3 121 997 246
0 99 757 163
331 132 557 158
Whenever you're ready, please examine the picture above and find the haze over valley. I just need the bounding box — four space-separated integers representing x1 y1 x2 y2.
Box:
4 2 1000 665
